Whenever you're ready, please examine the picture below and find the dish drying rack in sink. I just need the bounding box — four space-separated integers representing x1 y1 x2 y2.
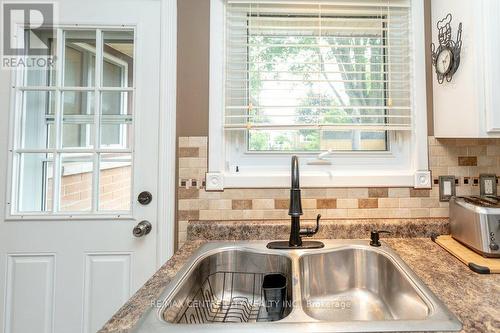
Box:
170 271 287 324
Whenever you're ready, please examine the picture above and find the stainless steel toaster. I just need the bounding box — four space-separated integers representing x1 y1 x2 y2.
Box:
449 196 500 257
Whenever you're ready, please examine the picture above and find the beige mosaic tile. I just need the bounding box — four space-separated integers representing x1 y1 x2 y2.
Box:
336 198 358 209
399 198 422 208
199 209 222 220
409 189 430 197
178 188 199 199
326 188 348 197
302 188 328 198
410 208 431 218
178 137 189 147
458 156 477 166
178 220 188 233
430 207 449 218
188 136 208 147
178 147 199 158
421 198 440 208
302 199 317 209
274 199 289 210
178 210 200 221
358 198 378 209
347 188 369 198
231 199 252 210
368 188 389 198
252 199 274 210
320 208 348 219
208 199 232 210
378 198 400 208
317 198 337 209
388 188 410 198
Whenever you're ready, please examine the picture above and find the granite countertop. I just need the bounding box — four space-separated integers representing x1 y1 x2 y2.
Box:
188 218 450 241
100 237 500 333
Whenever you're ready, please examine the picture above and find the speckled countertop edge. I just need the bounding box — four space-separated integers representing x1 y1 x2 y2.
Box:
187 218 450 241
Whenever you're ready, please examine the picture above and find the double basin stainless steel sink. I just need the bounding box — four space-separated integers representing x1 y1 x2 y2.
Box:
133 240 462 332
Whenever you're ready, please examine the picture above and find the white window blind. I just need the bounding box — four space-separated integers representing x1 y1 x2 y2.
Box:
224 0 412 133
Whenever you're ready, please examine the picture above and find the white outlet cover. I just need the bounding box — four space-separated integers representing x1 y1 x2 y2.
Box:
206 172 224 191
414 170 431 188
480 174 497 196
485 179 494 195
443 181 452 196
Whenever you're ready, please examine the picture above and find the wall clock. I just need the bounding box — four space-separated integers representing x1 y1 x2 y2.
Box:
431 13 463 84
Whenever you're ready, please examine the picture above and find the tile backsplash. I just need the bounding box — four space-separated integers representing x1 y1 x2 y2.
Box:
177 136 500 247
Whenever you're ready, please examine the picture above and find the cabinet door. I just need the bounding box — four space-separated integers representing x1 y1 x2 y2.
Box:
483 0 500 134
432 0 484 138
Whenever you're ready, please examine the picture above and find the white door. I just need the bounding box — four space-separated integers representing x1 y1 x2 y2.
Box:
0 1 167 332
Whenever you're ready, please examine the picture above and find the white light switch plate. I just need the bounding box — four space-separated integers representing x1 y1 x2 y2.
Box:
439 176 456 202
480 174 497 196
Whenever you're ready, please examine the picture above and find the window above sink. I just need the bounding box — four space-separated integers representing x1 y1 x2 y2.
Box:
207 0 430 189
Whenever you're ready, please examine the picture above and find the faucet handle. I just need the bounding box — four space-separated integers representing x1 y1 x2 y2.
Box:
369 230 391 247
300 214 321 237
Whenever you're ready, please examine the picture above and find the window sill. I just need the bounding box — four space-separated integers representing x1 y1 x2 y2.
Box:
206 170 431 190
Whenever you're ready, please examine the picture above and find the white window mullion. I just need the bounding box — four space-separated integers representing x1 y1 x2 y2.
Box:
52 28 65 213
92 29 103 212
119 90 127 148
11 90 23 214
84 52 93 148
93 152 100 212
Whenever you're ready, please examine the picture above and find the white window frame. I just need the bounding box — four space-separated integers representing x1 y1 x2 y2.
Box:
5 25 136 220
207 0 430 190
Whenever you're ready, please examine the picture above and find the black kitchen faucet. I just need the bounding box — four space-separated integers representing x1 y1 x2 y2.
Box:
267 156 324 249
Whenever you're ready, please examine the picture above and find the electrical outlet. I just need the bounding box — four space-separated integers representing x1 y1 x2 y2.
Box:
480 174 497 196
439 176 456 202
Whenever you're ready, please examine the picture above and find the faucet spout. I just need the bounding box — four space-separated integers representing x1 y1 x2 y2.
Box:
288 156 302 218
291 155 300 189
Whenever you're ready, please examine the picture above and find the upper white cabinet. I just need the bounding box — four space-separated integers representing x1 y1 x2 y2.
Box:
432 0 500 138
483 0 500 134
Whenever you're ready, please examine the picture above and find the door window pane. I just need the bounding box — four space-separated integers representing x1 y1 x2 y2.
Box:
23 28 57 87
102 30 134 87
63 30 96 87
62 91 95 148
18 153 53 212
59 154 93 212
99 153 132 211
21 91 55 149
100 91 132 149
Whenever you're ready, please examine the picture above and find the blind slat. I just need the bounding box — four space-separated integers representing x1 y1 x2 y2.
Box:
226 106 411 110
224 124 412 131
229 44 409 49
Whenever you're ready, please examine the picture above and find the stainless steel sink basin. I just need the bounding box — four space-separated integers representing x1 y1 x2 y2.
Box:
162 249 293 323
133 240 462 333
300 248 429 321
